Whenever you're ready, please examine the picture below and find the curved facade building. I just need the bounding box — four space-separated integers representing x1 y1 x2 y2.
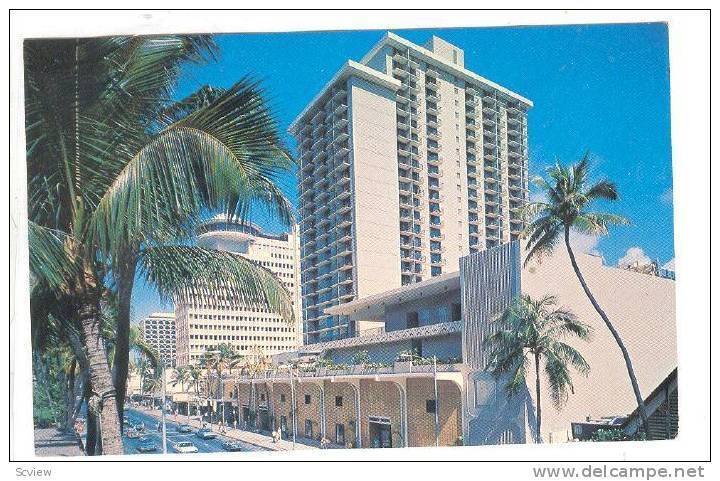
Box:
175 217 302 365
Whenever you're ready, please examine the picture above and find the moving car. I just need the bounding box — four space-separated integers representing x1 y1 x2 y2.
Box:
173 441 198 454
177 424 193 433
222 441 244 452
136 441 158 453
195 429 217 440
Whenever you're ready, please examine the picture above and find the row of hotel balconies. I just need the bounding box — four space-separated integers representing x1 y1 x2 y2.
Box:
464 86 529 248
296 85 358 335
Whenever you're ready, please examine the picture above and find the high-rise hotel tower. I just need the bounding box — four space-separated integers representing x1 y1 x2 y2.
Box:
290 33 532 344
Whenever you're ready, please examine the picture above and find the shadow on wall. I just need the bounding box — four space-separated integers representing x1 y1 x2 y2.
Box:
466 370 532 445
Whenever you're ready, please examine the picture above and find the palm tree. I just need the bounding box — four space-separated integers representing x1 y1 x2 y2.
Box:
25 36 294 454
172 366 191 422
522 154 649 433
187 364 204 420
484 295 592 443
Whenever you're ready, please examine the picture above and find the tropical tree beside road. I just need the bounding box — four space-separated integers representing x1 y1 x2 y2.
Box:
484 295 592 443
521 154 650 433
26 35 294 454
171 365 191 422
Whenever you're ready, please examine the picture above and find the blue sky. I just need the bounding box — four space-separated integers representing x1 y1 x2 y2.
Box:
131 23 674 323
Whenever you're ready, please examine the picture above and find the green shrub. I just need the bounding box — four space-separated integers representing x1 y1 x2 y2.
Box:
590 428 646 442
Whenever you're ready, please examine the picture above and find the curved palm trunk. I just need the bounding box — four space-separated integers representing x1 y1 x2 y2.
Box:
112 249 136 433
79 301 123 455
563 227 649 434
534 352 542 443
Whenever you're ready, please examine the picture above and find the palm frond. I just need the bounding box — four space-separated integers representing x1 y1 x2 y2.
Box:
91 78 294 255
28 221 78 293
138 245 293 321
543 350 573 410
584 179 619 202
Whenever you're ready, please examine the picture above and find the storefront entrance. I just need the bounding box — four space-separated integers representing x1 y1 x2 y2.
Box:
368 416 392 448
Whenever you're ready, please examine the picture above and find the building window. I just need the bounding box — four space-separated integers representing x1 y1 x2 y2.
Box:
406 311 419 329
335 423 345 445
452 303 462 322
280 394 286 402
426 399 436 414
305 420 313 439
335 396 343 407
260 394 265 401
304 394 311 404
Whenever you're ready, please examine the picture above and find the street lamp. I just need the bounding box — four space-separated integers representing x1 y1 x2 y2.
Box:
288 364 296 449
161 363 168 454
433 356 440 448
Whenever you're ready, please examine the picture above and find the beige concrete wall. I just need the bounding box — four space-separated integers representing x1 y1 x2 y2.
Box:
349 76 402 298
323 381 359 447
522 246 677 442
406 378 463 447
359 379 403 447
435 71 466 273
294 382 323 441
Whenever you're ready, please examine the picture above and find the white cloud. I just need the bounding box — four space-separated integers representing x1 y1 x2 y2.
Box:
617 247 652 268
661 187 673 206
662 258 675 271
529 191 547 204
569 229 601 256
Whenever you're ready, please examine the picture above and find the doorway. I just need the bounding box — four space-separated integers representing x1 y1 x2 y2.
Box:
368 418 392 448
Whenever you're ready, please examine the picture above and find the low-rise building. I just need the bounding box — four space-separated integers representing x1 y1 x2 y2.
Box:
217 242 676 447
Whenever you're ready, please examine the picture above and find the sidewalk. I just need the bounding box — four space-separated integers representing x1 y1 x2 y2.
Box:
139 408 317 451
34 427 84 457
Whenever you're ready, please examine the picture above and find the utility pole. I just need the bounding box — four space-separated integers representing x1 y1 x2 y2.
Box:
288 365 296 449
161 365 168 454
433 356 440 447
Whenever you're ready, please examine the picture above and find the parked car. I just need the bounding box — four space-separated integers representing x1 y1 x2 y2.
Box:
137 441 158 453
173 441 198 453
177 424 193 433
196 429 217 440
222 441 244 452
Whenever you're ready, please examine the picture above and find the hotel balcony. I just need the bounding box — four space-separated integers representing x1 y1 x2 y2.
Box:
426 93 440 103
397 93 419 107
333 103 348 117
482 117 497 127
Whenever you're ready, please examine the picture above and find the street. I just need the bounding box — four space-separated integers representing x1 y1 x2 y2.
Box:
123 408 266 455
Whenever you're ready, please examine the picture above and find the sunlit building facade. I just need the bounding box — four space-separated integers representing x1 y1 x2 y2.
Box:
174 218 302 365
290 32 532 344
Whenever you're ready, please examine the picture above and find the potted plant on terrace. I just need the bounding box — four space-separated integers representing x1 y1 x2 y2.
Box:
394 349 418 373
350 351 370 375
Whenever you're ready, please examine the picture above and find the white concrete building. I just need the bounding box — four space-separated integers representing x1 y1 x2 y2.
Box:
290 32 532 344
139 312 177 368
174 218 303 365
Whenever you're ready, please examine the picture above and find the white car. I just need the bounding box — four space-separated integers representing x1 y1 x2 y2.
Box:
173 441 199 454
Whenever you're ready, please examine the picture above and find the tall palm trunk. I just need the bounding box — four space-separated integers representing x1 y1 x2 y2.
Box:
534 352 542 443
66 368 87 434
563 227 649 434
112 247 136 432
79 300 123 455
62 359 77 432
